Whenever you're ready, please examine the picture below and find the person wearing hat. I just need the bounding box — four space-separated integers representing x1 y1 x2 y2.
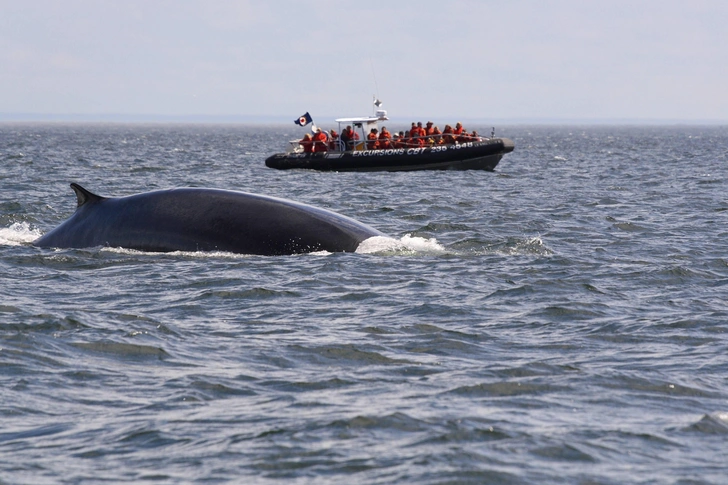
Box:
312 128 328 152
442 124 455 145
425 121 435 136
454 122 466 142
328 129 340 150
432 126 444 145
299 133 314 153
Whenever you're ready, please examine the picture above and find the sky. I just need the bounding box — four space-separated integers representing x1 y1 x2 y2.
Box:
1 0 727 123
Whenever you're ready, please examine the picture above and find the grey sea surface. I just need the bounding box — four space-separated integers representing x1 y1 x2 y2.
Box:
1 123 727 484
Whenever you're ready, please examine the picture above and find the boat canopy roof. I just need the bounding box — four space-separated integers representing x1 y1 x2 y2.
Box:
335 116 380 123
335 109 388 125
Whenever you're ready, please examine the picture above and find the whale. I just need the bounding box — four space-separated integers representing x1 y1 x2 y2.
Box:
33 183 385 256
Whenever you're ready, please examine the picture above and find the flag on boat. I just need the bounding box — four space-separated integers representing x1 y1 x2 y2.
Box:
295 112 313 126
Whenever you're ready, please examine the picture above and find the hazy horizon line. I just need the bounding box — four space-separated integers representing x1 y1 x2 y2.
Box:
2 113 727 126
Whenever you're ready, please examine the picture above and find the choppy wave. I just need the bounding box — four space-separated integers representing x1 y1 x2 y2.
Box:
2 124 728 484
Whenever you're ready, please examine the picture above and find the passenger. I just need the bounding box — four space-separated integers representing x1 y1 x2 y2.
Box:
378 126 392 149
470 130 481 142
425 121 435 136
408 129 424 148
312 128 328 152
328 129 340 151
432 126 443 145
454 122 467 143
341 125 357 151
442 124 456 145
402 130 413 148
419 123 428 143
299 133 314 153
394 131 406 149
409 122 424 146
366 128 380 150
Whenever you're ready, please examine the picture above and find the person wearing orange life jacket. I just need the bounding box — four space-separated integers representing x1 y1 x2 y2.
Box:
341 125 359 151
299 133 314 153
312 128 328 152
328 129 340 151
431 126 443 145
425 121 435 136
378 126 392 149
453 122 467 143
442 124 456 145
409 122 423 146
407 129 424 148
366 128 380 150
422 122 436 145
411 122 422 141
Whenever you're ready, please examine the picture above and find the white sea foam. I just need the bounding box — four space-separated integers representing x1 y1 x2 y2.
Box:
101 246 255 259
356 234 446 255
504 236 553 256
0 222 42 246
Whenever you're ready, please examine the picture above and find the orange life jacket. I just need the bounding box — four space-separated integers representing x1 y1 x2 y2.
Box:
378 130 392 149
312 131 328 152
442 126 455 145
300 135 313 153
366 132 380 150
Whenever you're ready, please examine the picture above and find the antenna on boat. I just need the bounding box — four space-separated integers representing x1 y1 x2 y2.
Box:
368 58 387 121
369 56 383 116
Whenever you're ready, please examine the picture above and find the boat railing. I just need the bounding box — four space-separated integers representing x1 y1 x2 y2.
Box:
287 132 492 155
286 140 304 154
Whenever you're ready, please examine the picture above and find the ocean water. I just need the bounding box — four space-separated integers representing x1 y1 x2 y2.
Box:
1 123 727 484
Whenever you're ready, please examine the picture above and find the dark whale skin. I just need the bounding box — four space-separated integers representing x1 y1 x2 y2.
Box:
33 184 384 256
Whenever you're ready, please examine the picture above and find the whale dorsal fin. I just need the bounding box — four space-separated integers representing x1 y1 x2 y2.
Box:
70 183 105 208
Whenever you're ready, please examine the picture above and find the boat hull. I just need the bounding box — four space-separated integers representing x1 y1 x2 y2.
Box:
265 138 514 172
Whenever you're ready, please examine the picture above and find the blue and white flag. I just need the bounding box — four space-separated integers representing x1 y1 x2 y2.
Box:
295 112 313 126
